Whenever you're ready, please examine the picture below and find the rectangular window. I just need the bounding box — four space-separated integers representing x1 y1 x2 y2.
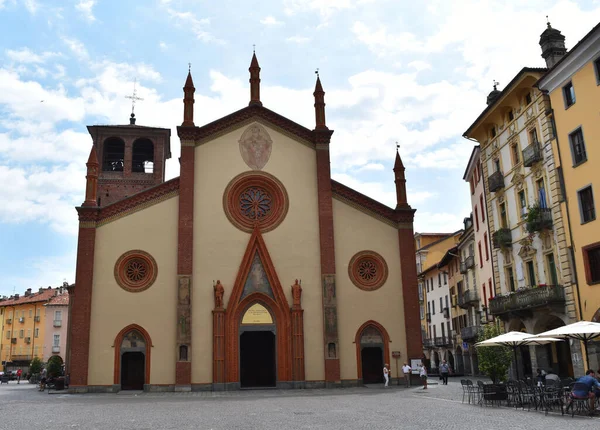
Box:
578 186 596 223
5 330 9 339
445 295 449 309
483 283 488 307
420 305 425 320
29 309 32 317
569 128 587 166
480 195 485 221
595 56 600 84
583 242 600 284
447 321 451 338
438 273 441 287
432 301 436 315
506 266 516 292
526 261 536 286
55 310 62 321
36 308 40 317
34 328 39 338
557 167 566 202
511 143 520 165
500 202 508 228
27 329 31 337
563 81 576 107
529 127 538 145
488 279 493 301
478 242 483 268
441 323 445 338
19 329 24 338
433 325 437 338
484 232 489 261
536 179 547 207
475 204 480 230
443 273 447 285
546 253 558 286
427 301 430 314
518 190 527 219
53 334 60 347
439 297 443 311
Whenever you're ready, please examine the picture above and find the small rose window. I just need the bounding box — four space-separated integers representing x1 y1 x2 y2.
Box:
114 250 158 292
348 251 388 291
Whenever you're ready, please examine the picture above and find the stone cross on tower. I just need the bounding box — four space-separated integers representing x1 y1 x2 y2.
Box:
125 78 144 124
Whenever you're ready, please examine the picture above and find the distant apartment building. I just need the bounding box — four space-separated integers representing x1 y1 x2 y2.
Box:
0 285 70 372
43 291 70 362
536 22 600 370
463 23 582 378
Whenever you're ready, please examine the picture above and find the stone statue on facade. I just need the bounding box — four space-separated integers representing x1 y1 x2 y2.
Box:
214 280 225 309
292 279 302 308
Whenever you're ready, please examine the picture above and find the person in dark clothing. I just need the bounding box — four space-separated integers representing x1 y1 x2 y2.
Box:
440 360 449 385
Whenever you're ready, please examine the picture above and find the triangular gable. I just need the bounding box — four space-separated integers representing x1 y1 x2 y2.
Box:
177 104 330 147
226 227 289 309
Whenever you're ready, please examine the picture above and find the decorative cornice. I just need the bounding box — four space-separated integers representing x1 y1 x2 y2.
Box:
177 105 319 148
331 180 414 229
87 177 180 227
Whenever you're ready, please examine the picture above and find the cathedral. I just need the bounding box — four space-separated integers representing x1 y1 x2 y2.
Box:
67 54 421 392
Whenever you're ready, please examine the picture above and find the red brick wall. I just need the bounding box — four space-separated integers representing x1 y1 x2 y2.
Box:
398 223 422 361
176 361 192 385
68 224 96 386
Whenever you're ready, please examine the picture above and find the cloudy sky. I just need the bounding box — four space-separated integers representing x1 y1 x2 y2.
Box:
0 0 598 297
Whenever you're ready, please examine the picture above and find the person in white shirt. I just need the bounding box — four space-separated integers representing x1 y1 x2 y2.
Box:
419 362 428 390
402 363 412 387
383 364 390 387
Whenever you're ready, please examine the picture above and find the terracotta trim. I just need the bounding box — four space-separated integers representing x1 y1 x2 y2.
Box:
291 307 305 382
224 228 292 383
331 180 397 224
114 250 158 292
177 105 315 146
177 147 194 275
581 241 600 286
398 224 422 362
94 178 180 226
354 320 391 380
112 324 153 385
68 223 96 386
212 309 226 384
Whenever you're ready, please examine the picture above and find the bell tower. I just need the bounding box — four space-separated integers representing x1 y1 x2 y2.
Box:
87 116 171 207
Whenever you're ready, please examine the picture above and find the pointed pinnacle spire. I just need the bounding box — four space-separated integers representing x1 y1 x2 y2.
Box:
82 145 99 207
182 66 196 127
313 71 327 130
184 70 195 89
87 144 99 166
393 145 408 209
249 50 262 106
393 143 404 171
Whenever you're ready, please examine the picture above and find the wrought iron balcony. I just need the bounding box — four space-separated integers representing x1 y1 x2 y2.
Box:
458 290 479 309
526 207 553 233
426 312 431 322
523 140 543 167
493 228 512 249
488 170 505 192
434 335 453 347
423 338 435 348
461 325 480 342
489 285 565 317
460 255 475 273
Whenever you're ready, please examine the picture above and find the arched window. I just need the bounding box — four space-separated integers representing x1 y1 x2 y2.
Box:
132 138 154 173
103 138 125 172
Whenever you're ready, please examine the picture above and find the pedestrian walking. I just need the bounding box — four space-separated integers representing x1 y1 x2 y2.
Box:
16 368 22 384
440 360 449 385
402 362 412 388
383 364 390 387
39 367 47 391
420 362 428 390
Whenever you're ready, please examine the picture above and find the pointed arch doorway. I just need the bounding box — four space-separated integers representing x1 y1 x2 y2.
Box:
113 324 152 391
239 303 277 388
355 321 390 385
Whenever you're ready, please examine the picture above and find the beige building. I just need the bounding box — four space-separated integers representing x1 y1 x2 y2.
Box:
463 24 583 378
67 55 421 392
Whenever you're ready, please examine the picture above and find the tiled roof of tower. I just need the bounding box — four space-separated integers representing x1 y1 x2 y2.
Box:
0 288 57 307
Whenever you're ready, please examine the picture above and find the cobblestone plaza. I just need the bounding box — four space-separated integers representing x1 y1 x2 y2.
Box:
1 379 599 429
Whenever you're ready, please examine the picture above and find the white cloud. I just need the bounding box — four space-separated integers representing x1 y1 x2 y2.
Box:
409 143 475 169
23 0 38 14
286 35 311 44
260 15 283 26
164 6 224 44
414 211 465 234
75 0 96 22
284 0 374 18
5 48 61 64
356 163 385 172
159 41 168 51
61 36 89 59
408 60 431 72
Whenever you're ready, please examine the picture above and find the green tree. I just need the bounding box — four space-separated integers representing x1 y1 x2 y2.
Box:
46 355 63 378
29 356 43 375
476 323 512 383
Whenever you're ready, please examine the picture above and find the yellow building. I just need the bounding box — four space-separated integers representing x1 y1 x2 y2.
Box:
66 54 422 392
0 288 58 372
537 22 600 370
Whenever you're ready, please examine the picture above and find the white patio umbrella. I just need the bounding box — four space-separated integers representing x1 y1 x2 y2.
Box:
535 321 600 370
476 331 563 380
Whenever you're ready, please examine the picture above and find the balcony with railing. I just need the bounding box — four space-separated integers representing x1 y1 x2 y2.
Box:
34 316 40 323
11 354 32 361
525 205 553 234
493 228 512 249
461 325 480 342
434 335 453 347
523 140 543 167
19 317 25 323
460 255 475 273
52 346 61 353
423 338 435 348
488 171 505 192
53 320 62 327
489 284 565 317
458 290 479 309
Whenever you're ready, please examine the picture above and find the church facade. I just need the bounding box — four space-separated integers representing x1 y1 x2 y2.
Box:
67 54 421 392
